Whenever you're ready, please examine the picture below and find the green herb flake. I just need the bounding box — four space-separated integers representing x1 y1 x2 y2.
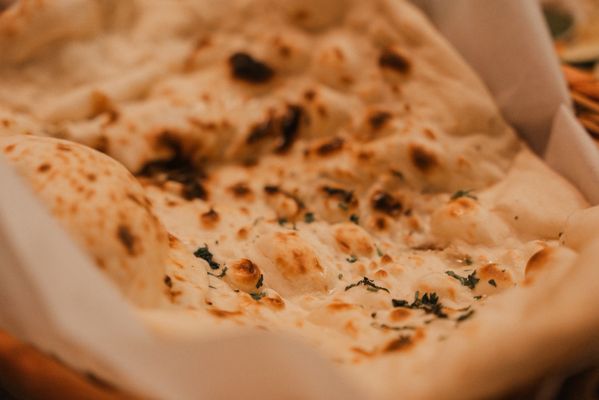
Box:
256 274 264 288
207 266 228 278
346 254 358 263
488 279 497 287
376 245 384 257
450 189 477 201
250 292 267 301
277 217 288 226
391 299 409 307
345 276 390 293
338 202 349 211
349 214 360 224
446 270 479 289
474 295 483 300
391 291 447 318
194 244 220 270
456 309 475 323
304 212 315 223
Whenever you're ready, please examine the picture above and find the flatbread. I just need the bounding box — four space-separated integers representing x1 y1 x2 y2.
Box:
1 1 598 399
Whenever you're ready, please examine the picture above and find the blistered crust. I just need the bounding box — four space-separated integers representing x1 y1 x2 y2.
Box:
0 0 596 399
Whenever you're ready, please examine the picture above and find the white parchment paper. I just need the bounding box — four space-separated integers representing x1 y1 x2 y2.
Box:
1 1 598 399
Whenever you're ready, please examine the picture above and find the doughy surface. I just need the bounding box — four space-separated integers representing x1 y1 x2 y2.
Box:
1 1 598 399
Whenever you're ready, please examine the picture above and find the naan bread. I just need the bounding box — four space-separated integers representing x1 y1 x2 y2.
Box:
1 0 598 399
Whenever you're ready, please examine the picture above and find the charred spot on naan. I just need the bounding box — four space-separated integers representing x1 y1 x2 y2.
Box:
228 52 275 83
36 162 52 173
369 111 393 131
228 182 254 201
312 136 345 156
371 191 403 217
379 48 412 74
246 105 305 153
409 144 439 173
116 224 140 256
138 133 208 201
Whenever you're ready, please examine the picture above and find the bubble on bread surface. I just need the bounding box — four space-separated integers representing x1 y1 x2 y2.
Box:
0 135 167 307
254 231 328 296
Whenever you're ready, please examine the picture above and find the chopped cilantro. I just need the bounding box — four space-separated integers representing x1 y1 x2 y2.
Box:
450 189 477 201
456 309 475 323
474 295 483 300
488 279 497 287
250 292 266 301
277 217 288 226
346 255 358 263
376 245 384 257
194 245 220 270
207 266 228 278
345 276 390 293
349 214 360 224
446 270 479 289
391 291 447 318
304 212 315 223
256 274 264 288
391 299 409 307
